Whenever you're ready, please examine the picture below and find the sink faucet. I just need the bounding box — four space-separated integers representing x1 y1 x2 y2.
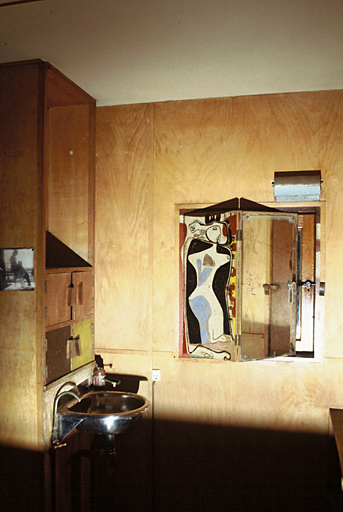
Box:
51 385 81 446
104 378 121 387
93 363 121 388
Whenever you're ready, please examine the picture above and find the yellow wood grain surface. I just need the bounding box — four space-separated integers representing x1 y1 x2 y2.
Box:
95 89 343 435
95 104 153 352
0 62 45 449
71 319 94 371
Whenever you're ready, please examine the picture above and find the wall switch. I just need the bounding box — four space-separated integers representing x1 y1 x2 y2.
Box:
152 369 161 381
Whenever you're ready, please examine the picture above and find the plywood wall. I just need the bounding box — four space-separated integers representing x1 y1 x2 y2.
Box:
95 90 343 437
0 62 45 449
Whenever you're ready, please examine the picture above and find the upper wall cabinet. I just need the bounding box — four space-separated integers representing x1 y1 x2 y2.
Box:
44 63 96 379
46 65 96 264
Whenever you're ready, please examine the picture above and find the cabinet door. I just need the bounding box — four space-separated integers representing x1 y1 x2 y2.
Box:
46 273 73 326
71 319 94 371
73 271 93 320
46 326 71 383
48 104 95 264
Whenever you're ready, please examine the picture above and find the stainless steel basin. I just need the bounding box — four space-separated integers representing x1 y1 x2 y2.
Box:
57 390 150 439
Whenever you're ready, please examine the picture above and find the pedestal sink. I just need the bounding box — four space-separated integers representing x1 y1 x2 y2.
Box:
56 390 150 442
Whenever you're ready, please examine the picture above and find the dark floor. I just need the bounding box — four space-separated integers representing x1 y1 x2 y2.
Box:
1 420 342 512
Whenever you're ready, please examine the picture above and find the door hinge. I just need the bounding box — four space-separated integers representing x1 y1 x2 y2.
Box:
235 334 241 346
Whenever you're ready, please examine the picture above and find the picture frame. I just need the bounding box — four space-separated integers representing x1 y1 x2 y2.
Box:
0 248 35 291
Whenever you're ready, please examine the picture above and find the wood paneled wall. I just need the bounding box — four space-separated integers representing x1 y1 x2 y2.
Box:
95 90 343 436
95 104 153 356
0 63 44 450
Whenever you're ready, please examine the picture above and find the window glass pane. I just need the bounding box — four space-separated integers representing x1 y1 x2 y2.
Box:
241 213 297 361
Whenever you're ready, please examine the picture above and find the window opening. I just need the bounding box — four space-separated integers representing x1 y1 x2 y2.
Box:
295 213 316 355
179 199 321 362
296 228 302 340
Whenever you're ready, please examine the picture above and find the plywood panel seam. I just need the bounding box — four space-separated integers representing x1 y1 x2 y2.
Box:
147 103 155 377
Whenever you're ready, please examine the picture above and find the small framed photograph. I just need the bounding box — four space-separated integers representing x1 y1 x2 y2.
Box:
0 248 35 291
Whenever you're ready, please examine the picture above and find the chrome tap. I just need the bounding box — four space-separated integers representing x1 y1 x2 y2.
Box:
51 385 81 446
93 363 121 388
104 378 120 387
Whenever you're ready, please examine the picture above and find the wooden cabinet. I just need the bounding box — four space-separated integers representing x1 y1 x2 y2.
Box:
45 270 93 327
0 60 96 459
47 104 95 262
45 268 94 384
45 318 94 384
73 271 94 320
46 272 74 326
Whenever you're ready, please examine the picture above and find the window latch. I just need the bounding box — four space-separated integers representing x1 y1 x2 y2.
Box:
297 279 315 292
263 283 280 295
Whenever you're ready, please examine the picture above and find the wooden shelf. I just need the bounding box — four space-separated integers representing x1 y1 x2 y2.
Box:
46 266 93 274
45 315 93 332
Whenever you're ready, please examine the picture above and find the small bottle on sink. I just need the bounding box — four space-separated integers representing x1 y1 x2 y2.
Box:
92 365 106 387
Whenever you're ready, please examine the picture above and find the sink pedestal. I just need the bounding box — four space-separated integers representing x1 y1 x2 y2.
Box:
72 434 118 512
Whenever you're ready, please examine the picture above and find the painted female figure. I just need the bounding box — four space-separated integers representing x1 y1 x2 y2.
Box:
182 214 234 360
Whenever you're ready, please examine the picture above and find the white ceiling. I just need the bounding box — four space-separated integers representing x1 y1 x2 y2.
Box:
0 0 342 106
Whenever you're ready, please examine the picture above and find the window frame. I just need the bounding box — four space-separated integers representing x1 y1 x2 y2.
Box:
176 201 325 364
261 201 325 364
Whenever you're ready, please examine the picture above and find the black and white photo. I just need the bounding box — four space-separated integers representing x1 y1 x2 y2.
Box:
0 248 35 290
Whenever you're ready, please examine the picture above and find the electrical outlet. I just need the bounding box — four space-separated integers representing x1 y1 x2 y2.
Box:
152 369 161 381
